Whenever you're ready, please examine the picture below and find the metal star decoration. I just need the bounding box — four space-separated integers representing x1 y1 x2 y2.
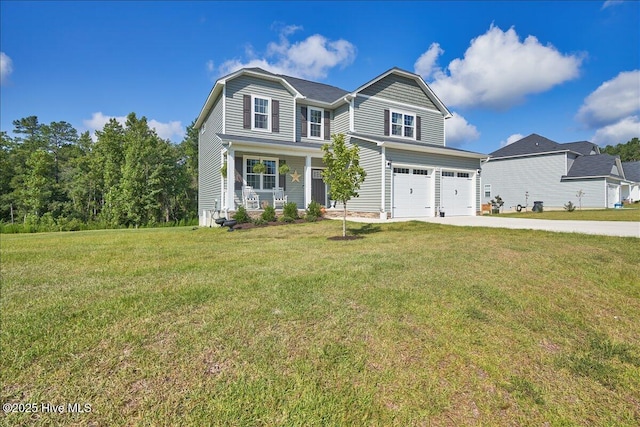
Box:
290 170 301 182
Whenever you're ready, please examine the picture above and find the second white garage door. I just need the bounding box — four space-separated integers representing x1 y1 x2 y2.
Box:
393 167 433 218
440 171 474 216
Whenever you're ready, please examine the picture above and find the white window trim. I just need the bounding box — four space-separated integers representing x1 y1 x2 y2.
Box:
307 106 324 140
243 155 279 191
389 109 416 140
484 184 491 198
251 95 271 132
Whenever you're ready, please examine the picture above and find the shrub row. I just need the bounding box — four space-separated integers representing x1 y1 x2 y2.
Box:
232 201 324 226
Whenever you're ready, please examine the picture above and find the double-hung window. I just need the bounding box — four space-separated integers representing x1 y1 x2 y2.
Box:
391 110 415 139
308 107 323 139
245 157 277 190
253 96 270 131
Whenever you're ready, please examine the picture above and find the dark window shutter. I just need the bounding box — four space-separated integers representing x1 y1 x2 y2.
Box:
243 95 251 129
324 110 331 140
234 157 243 191
384 109 390 136
272 100 280 133
301 107 308 137
416 116 421 141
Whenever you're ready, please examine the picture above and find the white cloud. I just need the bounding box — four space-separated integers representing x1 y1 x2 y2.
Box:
148 119 185 141
591 116 640 146
206 60 215 73
414 43 444 80
419 25 583 109
576 70 640 128
1 52 14 85
83 112 184 142
445 112 480 146
500 133 525 147
217 26 356 80
601 0 624 10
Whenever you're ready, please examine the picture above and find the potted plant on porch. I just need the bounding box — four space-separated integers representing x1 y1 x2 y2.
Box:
252 162 267 174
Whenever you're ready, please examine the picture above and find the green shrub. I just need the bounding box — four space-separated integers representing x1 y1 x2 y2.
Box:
282 202 299 219
253 218 267 226
306 200 323 218
261 205 277 222
233 206 251 223
279 216 296 223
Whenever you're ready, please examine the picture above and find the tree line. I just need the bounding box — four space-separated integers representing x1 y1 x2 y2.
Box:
0 113 198 232
601 137 640 162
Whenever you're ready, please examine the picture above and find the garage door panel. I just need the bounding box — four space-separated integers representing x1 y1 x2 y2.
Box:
393 168 432 218
441 171 474 216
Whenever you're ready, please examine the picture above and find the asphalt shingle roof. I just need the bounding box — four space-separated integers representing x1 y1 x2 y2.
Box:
622 161 640 182
565 154 622 178
488 134 561 158
562 141 600 156
279 74 349 104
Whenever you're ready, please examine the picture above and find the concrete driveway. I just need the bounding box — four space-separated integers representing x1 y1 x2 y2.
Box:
342 215 640 238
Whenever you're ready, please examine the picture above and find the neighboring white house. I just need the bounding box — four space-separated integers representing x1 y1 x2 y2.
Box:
195 67 487 225
622 161 640 203
481 134 634 210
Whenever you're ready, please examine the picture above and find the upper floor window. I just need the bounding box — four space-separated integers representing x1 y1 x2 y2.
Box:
391 110 415 139
309 107 323 139
252 96 270 131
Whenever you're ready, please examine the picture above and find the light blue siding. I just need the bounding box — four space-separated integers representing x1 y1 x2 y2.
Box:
360 74 437 110
198 93 224 224
225 75 294 141
354 95 445 146
481 153 609 209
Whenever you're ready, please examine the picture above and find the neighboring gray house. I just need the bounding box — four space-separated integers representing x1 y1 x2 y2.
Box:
622 161 640 203
481 134 633 210
195 67 486 226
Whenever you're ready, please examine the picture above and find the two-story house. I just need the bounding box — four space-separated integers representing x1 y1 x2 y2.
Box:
195 67 487 226
481 134 635 210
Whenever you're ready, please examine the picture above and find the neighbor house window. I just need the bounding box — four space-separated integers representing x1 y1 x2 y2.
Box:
245 157 277 190
252 96 270 131
308 107 323 139
391 110 415 139
484 184 491 198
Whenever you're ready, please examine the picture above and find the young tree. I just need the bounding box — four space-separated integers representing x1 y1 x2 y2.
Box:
321 134 366 237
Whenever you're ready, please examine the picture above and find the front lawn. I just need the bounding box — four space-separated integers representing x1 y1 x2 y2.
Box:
2 222 639 426
498 206 639 221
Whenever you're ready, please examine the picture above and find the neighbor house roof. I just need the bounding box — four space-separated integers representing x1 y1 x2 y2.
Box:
489 134 603 160
488 134 561 158
622 161 640 183
562 141 600 156
564 154 625 179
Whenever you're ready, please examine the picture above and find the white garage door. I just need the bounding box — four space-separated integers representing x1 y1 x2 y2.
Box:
440 171 474 216
393 167 432 218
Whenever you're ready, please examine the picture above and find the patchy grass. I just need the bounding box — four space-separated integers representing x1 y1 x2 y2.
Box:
499 206 640 221
2 221 639 426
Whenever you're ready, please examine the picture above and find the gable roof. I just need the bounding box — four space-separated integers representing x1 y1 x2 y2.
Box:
352 67 452 118
562 141 600 156
622 161 640 183
565 154 625 179
279 74 349 104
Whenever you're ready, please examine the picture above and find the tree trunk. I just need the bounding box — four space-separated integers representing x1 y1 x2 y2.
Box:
342 202 347 237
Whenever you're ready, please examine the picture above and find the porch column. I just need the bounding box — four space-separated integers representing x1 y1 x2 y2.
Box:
305 155 312 208
226 147 235 213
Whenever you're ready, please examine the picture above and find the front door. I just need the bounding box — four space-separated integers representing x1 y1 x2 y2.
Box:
311 169 327 206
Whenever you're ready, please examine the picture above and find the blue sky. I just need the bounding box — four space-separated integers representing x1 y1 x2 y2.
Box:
1 1 638 154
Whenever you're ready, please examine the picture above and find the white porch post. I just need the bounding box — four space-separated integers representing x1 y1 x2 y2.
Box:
305 155 312 208
226 147 235 214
